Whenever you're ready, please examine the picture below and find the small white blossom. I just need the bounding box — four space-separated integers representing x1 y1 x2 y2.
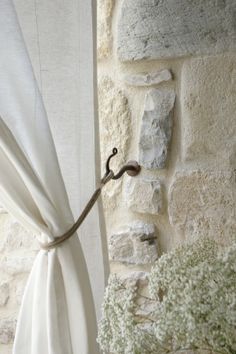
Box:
97 238 236 354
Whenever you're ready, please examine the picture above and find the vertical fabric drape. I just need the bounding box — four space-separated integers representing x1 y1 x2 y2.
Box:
0 0 106 353
13 0 109 317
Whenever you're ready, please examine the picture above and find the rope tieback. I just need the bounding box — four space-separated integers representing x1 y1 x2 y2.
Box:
40 171 114 250
39 148 141 250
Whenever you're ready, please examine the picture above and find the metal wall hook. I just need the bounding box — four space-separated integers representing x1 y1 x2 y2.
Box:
40 147 141 250
105 147 141 180
106 147 118 175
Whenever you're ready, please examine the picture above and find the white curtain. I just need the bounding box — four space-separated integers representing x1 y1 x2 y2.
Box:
0 0 107 353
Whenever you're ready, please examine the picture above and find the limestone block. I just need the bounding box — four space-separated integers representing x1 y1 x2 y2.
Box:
181 55 236 164
168 171 236 241
98 77 131 209
117 0 236 61
115 272 155 318
119 271 149 287
124 69 172 87
125 176 163 214
0 216 39 253
0 318 16 344
109 221 158 264
0 345 12 354
97 0 114 59
1 255 36 275
0 283 9 307
139 89 175 169
15 277 28 305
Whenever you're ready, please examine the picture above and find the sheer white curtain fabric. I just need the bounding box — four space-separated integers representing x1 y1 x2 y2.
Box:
0 1 99 353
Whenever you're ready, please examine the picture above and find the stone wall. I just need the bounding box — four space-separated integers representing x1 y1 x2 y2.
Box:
98 0 236 299
0 210 38 354
1 0 236 352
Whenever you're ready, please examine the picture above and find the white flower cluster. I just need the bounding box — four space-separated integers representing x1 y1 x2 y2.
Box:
149 238 236 353
97 238 236 354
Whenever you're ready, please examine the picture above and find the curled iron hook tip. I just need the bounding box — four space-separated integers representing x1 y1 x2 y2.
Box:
105 147 141 180
106 147 118 175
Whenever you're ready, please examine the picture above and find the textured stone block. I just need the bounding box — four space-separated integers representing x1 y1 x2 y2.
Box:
139 89 175 169
98 77 131 210
0 283 9 307
119 271 149 287
118 0 236 61
109 221 158 264
0 216 39 253
124 69 172 87
0 344 12 354
0 318 16 344
125 177 163 215
168 171 236 241
181 55 236 165
97 0 114 59
1 255 36 275
15 277 28 306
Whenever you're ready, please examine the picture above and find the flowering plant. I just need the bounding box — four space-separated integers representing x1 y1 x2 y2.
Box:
97 238 236 354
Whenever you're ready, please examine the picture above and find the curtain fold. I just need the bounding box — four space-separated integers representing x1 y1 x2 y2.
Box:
0 0 102 352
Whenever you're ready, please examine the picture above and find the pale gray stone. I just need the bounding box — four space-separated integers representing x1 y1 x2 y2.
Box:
139 89 175 169
0 344 12 354
136 301 157 318
109 221 158 264
119 271 149 287
124 69 172 87
1 218 39 253
125 176 163 214
15 277 28 306
118 0 236 61
1 255 36 275
168 171 236 242
181 55 236 166
0 318 16 344
0 283 9 307
97 0 114 59
98 77 131 211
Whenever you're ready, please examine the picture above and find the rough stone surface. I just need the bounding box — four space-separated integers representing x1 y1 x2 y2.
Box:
125 176 163 214
97 0 114 59
114 272 153 322
0 318 16 345
117 0 236 61
0 214 36 351
98 77 131 210
124 69 172 87
0 217 39 253
119 271 149 287
168 171 236 242
15 277 28 306
0 283 9 307
1 255 36 276
181 55 236 164
109 221 158 264
0 344 12 354
139 89 175 169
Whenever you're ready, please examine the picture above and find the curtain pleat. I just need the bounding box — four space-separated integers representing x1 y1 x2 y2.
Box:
0 0 103 353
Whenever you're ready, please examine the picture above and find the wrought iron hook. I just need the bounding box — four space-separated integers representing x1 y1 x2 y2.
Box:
106 147 118 175
40 148 141 250
105 147 141 180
